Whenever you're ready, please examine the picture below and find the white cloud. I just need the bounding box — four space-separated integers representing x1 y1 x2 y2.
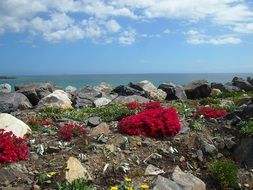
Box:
119 29 136 45
0 0 253 44
186 29 242 45
163 29 171 34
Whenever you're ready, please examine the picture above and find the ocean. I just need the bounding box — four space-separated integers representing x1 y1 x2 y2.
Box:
0 73 252 90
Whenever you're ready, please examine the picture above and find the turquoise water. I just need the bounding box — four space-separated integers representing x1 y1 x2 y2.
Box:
0 73 252 90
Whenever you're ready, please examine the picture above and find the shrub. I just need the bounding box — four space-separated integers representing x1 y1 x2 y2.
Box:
208 160 238 189
239 121 253 136
0 129 29 167
199 98 220 106
57 179 96 190
195 106 228 119
118 106 180 139
59 123 86 141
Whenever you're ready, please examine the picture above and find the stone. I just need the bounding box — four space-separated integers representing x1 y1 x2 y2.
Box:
247 77 253 86
0 83 11 93
153 175 182 190
158 83 187 101
237 104 253 120
112 95 150 104
0 92 32 113
172 166 206 190
0 113 32 137
113 85 147 97
137 80 167 101
144 164 165 176
211 82 240 93
15 82 57 106
74 87 102 108
93 82 113 94
210 88 222 97
232 77 253 91
235 96 252 106
224 137 236 150
184 80 211 99
233 137 253 168
90 122 110 136
94 97 112 107
197 149 204 162
87 116 101 127
65 86 77 94
65 157 92 183
198 136 217 155
38 90 72 109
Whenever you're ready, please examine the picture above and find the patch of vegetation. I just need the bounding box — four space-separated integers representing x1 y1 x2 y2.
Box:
57 179 96 190
199 98 220 106
239 121 253 136
208 160 238 190
37 104 135 122
189 119 203 131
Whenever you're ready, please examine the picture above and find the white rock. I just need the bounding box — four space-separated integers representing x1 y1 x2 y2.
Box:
38 90 72 109
65 86 77 93
94 97 112 107
65 157 92 183
0 83 11 93
145 164 165 176
138 80 166 101
210 88 222 97
0 113 32 138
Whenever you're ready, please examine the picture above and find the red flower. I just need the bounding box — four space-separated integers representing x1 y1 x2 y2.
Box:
59 123 86 141
118 106 180 139
195 106 228 119
126 101 162 111
0 129 29 167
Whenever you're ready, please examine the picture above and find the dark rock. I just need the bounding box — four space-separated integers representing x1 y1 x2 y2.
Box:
158 82 187 100
232 77 253 91
87 116 101 127
233 137 253 168
184 80 211 99
128 82 145 91
211 82 240 92
74 87 102 108
113 85 147 97
237 104 253 120
15 83 57 106
0 92 32 113
247 77 253 86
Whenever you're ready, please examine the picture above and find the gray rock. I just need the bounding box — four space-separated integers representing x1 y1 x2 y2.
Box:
87 116 101 127
0 92 32 113
233 137 253 168
247 77 253 86
184 80 211 99
232 77 253 91
237 104 253 120
172 166 206 190
198 137 217 155
113 85 147 97
112 95 150 104
197 149 204 162
93 82 113 94
90 122 110 136
153 175 182 190
15 82 57 106
211 82 240 92
65 86 77 93
0 83 11 93
158 83 187 100
74 87 102 108
144 164 165 176
94 97 112 107
224 137 236 150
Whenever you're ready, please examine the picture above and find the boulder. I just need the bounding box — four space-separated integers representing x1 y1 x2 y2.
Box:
211 82 240 93
112 95 150 104
93 82 113 94
94 97 112 107
87 116 101 127
90 122 110 137
237 104 253 120
233 137 253 168
74 87 102 108
153 175 182 190
232 77 253 91
0 92 32 113
137 80 166 101
15 83 57 106
65 86 77 94
38 90 72 109
0 83 11 93
65 157 92 183
172 166 206 190
210 88 222 97
158 83 187 100
144 164 165 176
247 77 253 86
113 85 147 97
184 80 211 99
0 113 32 138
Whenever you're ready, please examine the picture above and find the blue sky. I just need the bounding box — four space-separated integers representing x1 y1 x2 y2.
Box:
0 0 253 75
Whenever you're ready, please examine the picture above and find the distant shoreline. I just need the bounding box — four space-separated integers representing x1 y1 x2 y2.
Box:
0 76 16 79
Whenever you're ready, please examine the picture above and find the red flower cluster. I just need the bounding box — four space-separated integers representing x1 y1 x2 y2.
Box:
118 107 180 139
196 106 228 119
59 123 86 141
0 129 29 167
127 101 162 110
29 118 55 126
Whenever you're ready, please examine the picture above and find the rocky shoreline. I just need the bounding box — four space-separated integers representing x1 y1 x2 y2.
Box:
0 76 253 190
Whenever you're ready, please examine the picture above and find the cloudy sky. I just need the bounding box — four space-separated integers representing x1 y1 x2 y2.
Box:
0 0 253 75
